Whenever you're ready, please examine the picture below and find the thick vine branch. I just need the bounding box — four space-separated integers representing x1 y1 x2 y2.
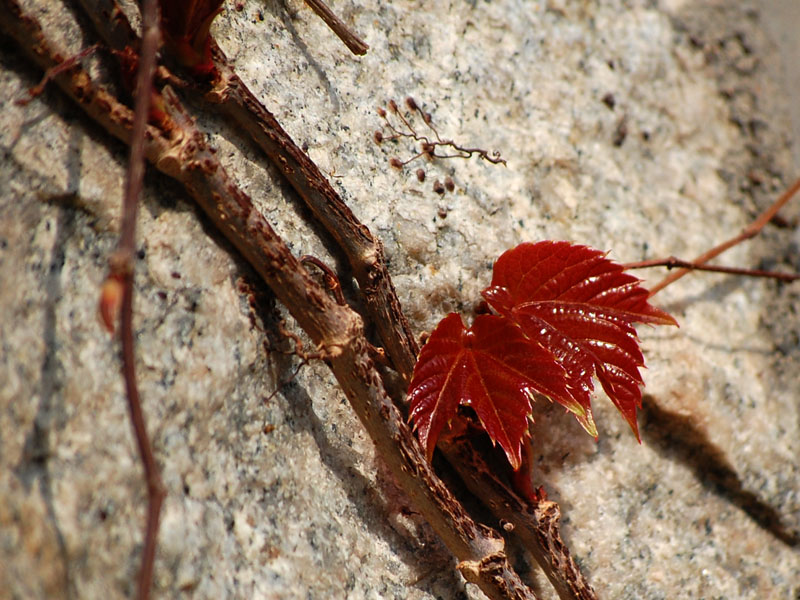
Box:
440 435 598 600
201 42 421 381
0 5 538 598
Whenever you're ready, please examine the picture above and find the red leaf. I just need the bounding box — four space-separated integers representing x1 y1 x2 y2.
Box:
408 313 572 469
408 241 676 469
482 241 677 439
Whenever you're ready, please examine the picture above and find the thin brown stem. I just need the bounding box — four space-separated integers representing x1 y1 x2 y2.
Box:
111 0 165 598
1 9 540 597
119 276 166 600
303 0 369 55
624 257 799 281
15 43 98 105
647 177 800 296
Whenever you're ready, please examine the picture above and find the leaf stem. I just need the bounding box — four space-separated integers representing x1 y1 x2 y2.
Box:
646 176 800 296
624 257 799 281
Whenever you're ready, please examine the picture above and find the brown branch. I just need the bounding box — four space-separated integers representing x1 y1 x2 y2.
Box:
647 176 800 296
202 42 421 381
623 256 799 281
303 0 368 55
0 6 539 598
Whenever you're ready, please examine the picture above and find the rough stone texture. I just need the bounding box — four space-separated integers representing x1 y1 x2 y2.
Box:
1 1 799 599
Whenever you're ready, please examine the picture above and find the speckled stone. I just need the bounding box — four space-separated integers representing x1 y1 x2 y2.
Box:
1 1 799 599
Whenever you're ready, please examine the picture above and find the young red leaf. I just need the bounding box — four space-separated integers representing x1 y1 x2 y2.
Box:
408 313 573 469
482 241 677 440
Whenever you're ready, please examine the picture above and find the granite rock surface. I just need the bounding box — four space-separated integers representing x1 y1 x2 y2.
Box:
1 1 799 599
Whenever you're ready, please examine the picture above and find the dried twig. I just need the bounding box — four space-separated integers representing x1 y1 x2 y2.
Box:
646 176 800 296
376 96 507 167
0 6 540 598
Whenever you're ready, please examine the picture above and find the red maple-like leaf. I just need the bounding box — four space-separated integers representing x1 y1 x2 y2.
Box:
408 313 573 469
408 241 677 469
